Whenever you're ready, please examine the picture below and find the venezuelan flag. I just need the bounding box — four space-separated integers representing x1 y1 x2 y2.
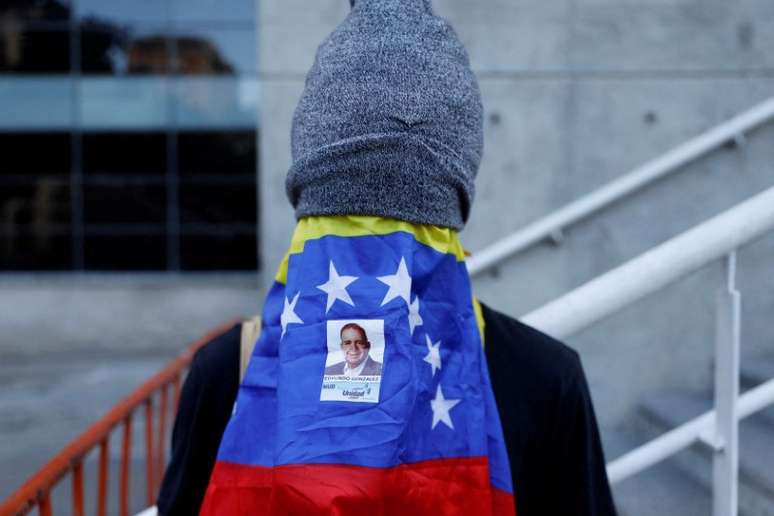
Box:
200 216 514 515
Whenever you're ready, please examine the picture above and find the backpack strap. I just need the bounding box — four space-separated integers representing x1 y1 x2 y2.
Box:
239 316 262 383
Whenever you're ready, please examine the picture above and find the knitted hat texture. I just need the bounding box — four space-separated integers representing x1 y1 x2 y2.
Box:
285 0 483 230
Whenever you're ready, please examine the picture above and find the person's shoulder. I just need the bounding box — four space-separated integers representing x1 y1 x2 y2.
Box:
364 357 382 374
190 322 242 381
324 361 344 374
480 302 583 386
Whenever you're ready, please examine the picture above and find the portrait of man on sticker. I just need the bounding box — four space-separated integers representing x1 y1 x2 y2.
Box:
321 319 385 403
324 322 382 376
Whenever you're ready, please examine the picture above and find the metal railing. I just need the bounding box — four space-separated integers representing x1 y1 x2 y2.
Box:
466 97 774 277
0 322 236 516
520 185 774 516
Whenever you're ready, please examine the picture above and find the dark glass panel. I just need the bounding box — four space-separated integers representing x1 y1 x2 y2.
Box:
178 131 255 176
0 180 71 269
180 232 256 270
83 133 166 175
84 234 166 270
179 183 255 225
0 0 71 23
172 29 255 75
83 184 166 224
0 133 70 175
0 232 72 270
76 0 166 24
173 0 255 24
0 181 71 226
0 28 70 73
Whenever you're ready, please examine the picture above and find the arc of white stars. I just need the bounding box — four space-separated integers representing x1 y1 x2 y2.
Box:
316 261 358 313
377 257 412 307
430 384 460 430
423 334 441 376
408 295 423 335
280 292 303 339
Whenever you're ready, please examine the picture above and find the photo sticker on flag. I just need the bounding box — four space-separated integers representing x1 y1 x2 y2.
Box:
320 319 385 403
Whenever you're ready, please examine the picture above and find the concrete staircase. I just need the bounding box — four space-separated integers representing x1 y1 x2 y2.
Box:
610 355 774 516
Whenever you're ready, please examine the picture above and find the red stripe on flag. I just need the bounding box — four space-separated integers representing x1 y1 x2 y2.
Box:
201 458 515 516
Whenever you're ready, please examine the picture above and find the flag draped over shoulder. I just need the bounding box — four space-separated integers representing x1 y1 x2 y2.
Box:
200 216 515 515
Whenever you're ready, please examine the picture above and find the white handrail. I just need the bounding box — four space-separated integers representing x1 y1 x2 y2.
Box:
514 185 774 514
521 185 774 339
467 97 774 277
607 378 774 484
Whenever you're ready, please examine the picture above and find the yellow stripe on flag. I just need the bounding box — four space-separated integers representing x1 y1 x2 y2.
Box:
274 216 467 284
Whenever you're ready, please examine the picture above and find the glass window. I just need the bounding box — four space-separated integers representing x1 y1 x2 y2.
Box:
178 131 255 176
0 0 71 24
83 184 166 224
0 78 74 130
0 132 71 176
76 0 167 24
0 28 70 73
83 133 166 176
84 234 166 270
0 233 72 270
172 0 255 24
173 77 258 129
0 180 72 269
80 21 173 75
0 182 71 226
180 183 255 225
173 28 256 75
80 77 171 129
180 232 256 271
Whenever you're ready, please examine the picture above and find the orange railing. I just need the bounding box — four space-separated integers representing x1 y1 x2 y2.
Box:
0 321 238 516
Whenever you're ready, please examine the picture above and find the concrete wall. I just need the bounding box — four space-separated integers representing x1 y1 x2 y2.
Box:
0 274 262 360
258 0 774 429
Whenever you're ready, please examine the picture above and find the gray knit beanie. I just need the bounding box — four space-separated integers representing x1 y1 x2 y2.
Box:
285 0 483 230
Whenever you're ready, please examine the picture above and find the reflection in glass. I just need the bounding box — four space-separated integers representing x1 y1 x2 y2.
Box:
0 0 71 23
173 28 255 74
80 77 170 129
173 0 255 24
174 78 258 129
76 0 166 24
0 78 74 129
0 28 70 73
0 0 259 271
0 179 71 270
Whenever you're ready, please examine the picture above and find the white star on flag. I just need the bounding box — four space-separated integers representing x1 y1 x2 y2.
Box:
430 384 460 430
316 260 358 313
423 334 441 376
378 257 412 306
408 295 423 335
280 292 303 339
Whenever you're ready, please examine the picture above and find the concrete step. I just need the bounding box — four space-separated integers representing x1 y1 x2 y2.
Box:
741 354 774 388
605 431 712 516
638 393 774 516
741 353 774 428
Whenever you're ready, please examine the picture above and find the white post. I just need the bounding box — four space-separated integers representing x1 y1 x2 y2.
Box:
713 252 740 516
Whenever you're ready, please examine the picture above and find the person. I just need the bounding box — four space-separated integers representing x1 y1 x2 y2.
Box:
324 323 383 376
157 1 617 514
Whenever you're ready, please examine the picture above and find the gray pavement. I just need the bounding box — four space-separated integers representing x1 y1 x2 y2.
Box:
0 354 170 510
